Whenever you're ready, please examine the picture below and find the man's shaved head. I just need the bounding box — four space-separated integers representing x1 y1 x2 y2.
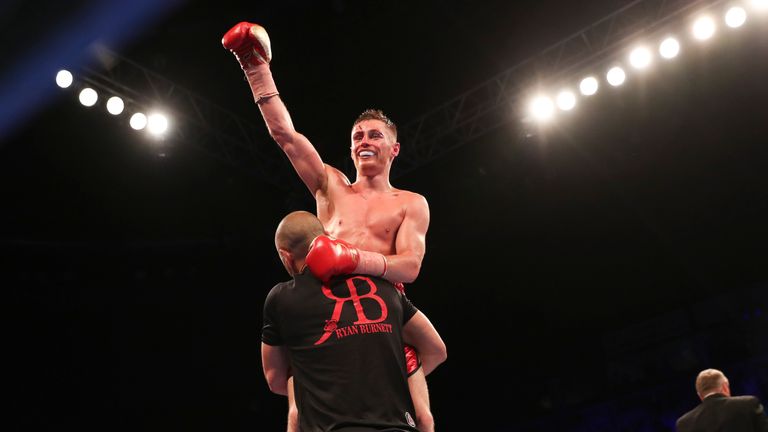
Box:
275 211 325 259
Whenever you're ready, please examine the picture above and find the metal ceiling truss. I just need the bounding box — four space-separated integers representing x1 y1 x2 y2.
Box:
391 0 729 179
81 52 294 193
81 0 728 188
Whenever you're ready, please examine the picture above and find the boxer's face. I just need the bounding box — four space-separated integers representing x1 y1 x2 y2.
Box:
350 120 400 174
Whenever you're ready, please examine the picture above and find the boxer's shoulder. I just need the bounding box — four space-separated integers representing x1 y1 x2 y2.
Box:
323 164 353 186
392 189 428 208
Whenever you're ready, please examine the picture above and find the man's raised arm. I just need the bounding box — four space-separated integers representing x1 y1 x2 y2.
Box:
222 22 327 195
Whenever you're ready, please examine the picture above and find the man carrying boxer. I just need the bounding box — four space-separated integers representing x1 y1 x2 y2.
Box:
262 211 446 432
222 22 437 431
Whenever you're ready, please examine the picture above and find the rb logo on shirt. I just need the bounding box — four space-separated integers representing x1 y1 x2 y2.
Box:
314 276 388 345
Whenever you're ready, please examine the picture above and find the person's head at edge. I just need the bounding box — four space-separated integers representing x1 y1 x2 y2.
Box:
275 211 326 276
695 368 731 401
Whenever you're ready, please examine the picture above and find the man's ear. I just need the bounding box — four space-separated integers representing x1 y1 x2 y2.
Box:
722 380 731 397
391 141 400 158
278 248 295 275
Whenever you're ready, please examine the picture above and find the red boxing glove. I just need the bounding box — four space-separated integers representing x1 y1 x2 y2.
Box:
306 235 360 282
222 22 278 103
404 345 421 376
221 22 272 69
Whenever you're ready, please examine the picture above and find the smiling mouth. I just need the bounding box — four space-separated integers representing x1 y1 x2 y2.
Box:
357 150 376 158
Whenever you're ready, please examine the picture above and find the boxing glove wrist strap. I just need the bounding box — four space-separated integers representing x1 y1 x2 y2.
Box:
354 250 387 278
244 63 279 103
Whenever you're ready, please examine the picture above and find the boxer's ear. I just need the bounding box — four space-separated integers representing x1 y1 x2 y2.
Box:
391 142 400 158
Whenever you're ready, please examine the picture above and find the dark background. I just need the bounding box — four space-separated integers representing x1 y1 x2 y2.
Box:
3 1 767 431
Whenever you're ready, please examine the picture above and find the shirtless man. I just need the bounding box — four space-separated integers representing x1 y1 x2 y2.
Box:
222 22 437 431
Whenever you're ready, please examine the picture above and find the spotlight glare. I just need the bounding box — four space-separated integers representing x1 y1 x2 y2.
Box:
692 16 716 40
130 113 147 130
750 0 768 11
725 7 747 28
659 37 681 59
78 88 98 107
529 96 555 122
147 113 169 135
579 76 599 96
56 70 73 88
556 90 576 111
629 46 652 69
606 66 626 87
106 96 124 115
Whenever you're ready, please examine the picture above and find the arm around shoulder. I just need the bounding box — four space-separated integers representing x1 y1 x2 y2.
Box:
402 310 446 376
261 342 290 396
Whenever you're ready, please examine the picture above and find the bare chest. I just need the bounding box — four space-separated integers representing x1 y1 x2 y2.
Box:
319 188 408 253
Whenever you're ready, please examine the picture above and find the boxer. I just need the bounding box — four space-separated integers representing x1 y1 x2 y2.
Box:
223 22 438 432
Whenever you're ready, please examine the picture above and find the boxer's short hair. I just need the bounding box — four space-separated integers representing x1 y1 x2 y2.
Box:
353 109 397 140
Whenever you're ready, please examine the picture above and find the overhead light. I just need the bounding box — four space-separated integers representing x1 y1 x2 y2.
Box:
692 15 716 40
106 96 125 115
750 0 768 11
659 37 681 59
529 96 555 122
606 66 626 86
130 112 147 130
725 7 747 28
78 88 98 107
579 76 599 96
56 70 73 88
147 112 169 135
556 90 576 111
629 46 652 69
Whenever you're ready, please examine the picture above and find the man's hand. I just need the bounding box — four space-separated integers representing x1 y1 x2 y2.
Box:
306 235 360 282
222 22 278 103
306 235 389 281
222 22 272 69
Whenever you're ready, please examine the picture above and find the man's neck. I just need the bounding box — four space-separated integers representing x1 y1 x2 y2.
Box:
353 172 392 192
701 391 727 400
292 259 307 276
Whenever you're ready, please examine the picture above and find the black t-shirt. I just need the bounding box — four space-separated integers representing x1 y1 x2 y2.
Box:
263 270 419 432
